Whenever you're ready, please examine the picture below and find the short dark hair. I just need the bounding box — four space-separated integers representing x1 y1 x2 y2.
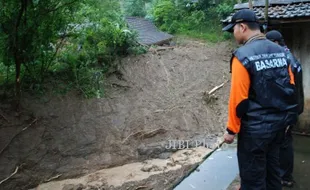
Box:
274 39 286 46
266 30 286 46
243 22 260 31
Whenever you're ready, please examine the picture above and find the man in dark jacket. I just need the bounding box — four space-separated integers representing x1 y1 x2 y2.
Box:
266 30 304 187
222 9 298 190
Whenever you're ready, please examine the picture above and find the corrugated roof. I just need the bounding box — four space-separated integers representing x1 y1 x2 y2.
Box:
222 2 310 23
234 0 310 9
126 17 173 45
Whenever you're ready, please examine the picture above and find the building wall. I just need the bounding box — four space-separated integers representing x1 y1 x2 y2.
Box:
281 23 310 132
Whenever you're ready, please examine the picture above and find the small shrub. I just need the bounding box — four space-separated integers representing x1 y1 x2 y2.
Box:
216 3 234 19
124 0 147 17
153 0 181 33
148 0 233 42
54 2 140 98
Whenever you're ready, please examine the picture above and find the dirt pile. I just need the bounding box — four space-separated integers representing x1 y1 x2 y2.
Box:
0 38 232 190
33 147 214 190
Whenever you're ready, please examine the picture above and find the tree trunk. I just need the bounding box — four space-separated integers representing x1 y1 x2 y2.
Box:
15 56 22 110
265 0 269 32
249 0 253 9
13 0 26 110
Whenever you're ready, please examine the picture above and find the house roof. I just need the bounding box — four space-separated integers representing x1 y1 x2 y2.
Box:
125 17 173 45
234 0 310 9
222 0 310 23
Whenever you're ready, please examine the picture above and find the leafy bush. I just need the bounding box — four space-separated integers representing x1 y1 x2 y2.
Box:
153 0 182 33
57 12 139 98
124 0 147 17
181 10 206 31
0 0 82 99
149 0 233 42
0 0 144 99
216 3 234 19
0 0 233 100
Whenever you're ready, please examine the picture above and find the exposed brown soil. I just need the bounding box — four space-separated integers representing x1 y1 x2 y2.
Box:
0 38 233 190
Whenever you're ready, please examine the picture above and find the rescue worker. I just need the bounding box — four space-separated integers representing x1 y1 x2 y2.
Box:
222 9 298 190
266 30 304 187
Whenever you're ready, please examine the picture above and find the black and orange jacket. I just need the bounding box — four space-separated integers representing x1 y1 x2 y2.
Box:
226 40 296 135
285 46 304 115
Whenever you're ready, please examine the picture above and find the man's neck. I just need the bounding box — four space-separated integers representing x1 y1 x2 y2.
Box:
243 31 263 44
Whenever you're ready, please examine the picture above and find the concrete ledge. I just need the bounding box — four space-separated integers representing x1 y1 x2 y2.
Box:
226 175 240 190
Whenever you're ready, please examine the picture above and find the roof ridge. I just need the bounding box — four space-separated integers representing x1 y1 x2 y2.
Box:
222 1 310 23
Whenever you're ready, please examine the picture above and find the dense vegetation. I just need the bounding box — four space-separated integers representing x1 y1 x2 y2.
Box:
144 0 234 41
0 0 236 104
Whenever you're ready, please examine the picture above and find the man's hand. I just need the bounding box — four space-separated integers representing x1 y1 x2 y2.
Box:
224 133 235 144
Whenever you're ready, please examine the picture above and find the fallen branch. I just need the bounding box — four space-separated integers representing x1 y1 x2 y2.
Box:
122 128 167 144
0 113 9 123
135 186 148 190
0 118 39 155
45 174 62 182
0 166 19 185
156 47 174 51
122 130 145 144
138 128 167 139
208 81 228 95
192 112 200 125
22 118 38 131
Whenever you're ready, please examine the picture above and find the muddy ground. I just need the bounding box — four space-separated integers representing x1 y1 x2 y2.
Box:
0 38 233 190
33 147 215 190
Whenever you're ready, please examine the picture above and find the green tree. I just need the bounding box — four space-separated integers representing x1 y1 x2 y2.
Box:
57 0 140 98
0 0 81 107
153 0 181 33
216 2 234 19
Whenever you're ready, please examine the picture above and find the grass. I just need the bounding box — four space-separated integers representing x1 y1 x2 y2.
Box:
177 29 225 43
173 22 232 43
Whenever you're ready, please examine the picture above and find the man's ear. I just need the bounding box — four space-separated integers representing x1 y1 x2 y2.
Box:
239 23 246 32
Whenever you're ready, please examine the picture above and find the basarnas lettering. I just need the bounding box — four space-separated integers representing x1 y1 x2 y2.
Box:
255 58 288 71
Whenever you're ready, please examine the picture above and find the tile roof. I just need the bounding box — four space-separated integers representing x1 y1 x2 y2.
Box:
222 2 310 23
126 17 173 45
234 0 310 9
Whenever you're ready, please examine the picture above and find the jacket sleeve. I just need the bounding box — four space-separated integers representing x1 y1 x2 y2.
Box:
290 54 304 115
295 62 304 115
226 57 251 135
298 69 304 114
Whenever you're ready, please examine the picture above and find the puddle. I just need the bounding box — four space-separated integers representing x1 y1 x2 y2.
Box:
174 135 310 190
174 142 238 190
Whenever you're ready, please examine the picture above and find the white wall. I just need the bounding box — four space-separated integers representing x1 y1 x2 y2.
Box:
289 23 310 131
